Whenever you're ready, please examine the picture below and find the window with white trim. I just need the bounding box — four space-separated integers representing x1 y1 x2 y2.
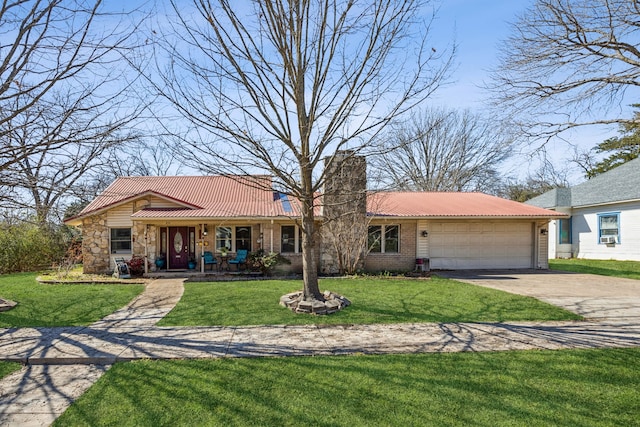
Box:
215 226 253 252
598 212 620 244
558 218 572 244
236 226 252 251
216 226 232 251
110 228 132 254
281 225 301 253
368 225 399 253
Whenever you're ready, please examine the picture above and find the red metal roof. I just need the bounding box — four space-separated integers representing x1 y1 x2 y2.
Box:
368 192 565 218
68 176 563 224
72 175 301 220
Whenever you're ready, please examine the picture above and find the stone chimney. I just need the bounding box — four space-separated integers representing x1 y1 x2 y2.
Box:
320 150 367 274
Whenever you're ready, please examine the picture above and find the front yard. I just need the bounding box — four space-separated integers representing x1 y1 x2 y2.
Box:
54 348 640 427
3 262 639 425
550 258 640 280
157 276 581 326
0 273 144 327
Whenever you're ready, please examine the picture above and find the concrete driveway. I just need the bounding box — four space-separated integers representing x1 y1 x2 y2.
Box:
437 269 640 323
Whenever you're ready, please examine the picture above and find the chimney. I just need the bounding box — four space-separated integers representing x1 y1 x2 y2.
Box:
320 150 367 274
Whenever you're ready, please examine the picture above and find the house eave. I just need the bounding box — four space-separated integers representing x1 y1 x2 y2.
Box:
366 214 568 220
571 197 640 210
64 191 203 226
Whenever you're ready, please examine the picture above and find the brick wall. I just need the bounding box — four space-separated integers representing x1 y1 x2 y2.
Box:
364 221 417 272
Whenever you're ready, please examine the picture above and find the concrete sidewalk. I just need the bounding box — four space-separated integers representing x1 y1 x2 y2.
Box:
2 321 640 364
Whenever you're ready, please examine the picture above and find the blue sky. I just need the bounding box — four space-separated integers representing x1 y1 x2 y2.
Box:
124 0 617 183
424 1 619 183
429 0 529 109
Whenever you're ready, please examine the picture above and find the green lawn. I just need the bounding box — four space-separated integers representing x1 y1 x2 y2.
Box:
550 258 640 280
0 361 21 380
0 273 145 327
158 277 581 326
54 348 640 427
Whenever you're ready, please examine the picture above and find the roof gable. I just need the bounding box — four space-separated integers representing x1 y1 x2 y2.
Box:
527 157 640 209
69 175 300 222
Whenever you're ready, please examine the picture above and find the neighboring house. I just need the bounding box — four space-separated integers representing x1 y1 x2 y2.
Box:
526 157 640 261
66 155 563 274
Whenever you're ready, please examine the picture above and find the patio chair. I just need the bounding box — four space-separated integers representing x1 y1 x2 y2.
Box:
113 257 131 279
228 249 248 271
203 251 217 271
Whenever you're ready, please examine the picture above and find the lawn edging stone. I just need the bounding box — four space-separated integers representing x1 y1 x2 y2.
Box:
0 297 17 312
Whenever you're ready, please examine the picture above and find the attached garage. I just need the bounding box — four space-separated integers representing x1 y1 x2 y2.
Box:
373 192 565 271
428 221 535 269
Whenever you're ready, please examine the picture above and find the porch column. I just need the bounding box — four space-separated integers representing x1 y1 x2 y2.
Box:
200 223 205 273
144 224 149 274
270 220 274 252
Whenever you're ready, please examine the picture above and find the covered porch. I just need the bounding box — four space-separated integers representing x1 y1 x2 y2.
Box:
135 219 303 275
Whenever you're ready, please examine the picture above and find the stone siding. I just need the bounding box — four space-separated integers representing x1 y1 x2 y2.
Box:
81 213 110 274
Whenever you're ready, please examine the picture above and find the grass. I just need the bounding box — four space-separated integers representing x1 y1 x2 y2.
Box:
0 272 145 327
158 276 581 327
0 361 21 380
550 258 640 280
54 348 640 427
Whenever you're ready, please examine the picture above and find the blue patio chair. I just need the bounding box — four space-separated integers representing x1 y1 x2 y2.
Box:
203 251 217 271
228 249 248 271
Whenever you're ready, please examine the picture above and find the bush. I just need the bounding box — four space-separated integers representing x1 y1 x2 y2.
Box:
0 221 74 274
126 255 149 276
248 249 291 276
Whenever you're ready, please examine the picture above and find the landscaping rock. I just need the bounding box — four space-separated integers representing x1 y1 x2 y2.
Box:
0 298 17 312
279 290 350 315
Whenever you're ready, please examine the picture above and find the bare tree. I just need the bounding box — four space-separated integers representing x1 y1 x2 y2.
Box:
370 108 513 193
0 0 148 172
499 157 569 202
573 105 640 178
0 93 143 225
489 0 640 140
155 0 454 302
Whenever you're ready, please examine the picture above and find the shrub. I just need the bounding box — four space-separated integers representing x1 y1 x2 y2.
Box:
0 221 73 274
248 249 291 276
126 256 148 276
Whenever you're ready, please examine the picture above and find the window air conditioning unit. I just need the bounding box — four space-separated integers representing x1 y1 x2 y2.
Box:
600 236 616 244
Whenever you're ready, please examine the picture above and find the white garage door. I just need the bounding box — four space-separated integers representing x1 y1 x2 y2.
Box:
429 221 534 269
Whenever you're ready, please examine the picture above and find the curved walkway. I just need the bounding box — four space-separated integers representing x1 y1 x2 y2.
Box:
2 273 640 425
0 278 185 426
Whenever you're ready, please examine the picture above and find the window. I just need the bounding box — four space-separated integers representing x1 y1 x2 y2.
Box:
368 225 399 253
236 226 252 251
368 226 382 253
216 226 232 251
558 218 572 244
216 226 253 252
281 225 302 253
384 225 399 253
110 228 131 254
598 212 620 243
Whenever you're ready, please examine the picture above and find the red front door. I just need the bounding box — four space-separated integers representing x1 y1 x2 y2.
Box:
168 227 189 269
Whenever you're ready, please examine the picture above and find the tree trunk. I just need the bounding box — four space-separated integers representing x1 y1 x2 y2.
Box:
300 168 323 301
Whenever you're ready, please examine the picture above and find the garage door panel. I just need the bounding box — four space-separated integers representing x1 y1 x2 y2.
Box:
429 221 534 269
